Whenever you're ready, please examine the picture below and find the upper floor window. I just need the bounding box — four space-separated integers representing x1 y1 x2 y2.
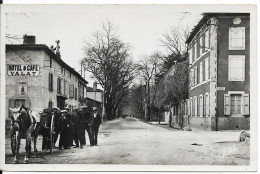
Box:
205 58 209 80
229 27 245 50
229 55 245 81
194 42 197 60
194 67 198 86
57 77 61 94
189 69 194 88
49 73 53 92
189 49 193 65
75 87 78 100
69 84 74 98
205 30 210 50
200 35 204 56
199 62 203 83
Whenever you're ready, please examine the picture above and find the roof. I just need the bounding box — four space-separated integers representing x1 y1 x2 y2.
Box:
6 44 88 85
86 86 103 92
86 97 102 104
186 13 250 44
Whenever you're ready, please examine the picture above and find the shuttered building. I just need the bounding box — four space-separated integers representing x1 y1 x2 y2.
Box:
6 35 88 120
185 13 250 130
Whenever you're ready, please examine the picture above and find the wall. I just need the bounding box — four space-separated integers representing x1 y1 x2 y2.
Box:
216 16 250 118
6 50 45 118
86 91 102 103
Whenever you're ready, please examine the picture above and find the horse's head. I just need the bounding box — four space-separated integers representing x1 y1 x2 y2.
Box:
9 108 22 131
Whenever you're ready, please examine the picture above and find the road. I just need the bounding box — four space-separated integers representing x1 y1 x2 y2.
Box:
5 117 250 165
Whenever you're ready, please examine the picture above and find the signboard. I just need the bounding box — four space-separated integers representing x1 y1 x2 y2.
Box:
217 87 226 91
7 64 40 76
18 82 27 95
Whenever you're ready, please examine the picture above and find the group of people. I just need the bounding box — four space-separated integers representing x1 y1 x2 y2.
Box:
41 106 102 150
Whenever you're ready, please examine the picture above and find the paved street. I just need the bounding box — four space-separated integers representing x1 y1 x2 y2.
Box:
5 117 249 165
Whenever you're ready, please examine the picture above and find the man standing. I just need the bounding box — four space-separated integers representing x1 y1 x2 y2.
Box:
92 107 102 146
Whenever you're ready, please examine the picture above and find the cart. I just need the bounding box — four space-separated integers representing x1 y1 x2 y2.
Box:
40 109 57 153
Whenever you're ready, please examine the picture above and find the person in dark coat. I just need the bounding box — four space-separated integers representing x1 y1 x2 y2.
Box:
83 106 94 146
72 107 85 148
59 108 73 149
92 107 102 146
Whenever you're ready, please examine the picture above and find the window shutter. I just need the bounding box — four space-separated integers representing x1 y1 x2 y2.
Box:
224 94 231 115
49 73 51 91
194 97 197 116
243 94 250 115
206 94 210 116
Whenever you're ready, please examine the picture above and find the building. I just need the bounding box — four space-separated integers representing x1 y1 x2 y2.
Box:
85 86 103 110
185 13 250 130
6 35 88 120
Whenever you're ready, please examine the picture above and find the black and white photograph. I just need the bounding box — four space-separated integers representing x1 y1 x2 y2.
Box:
0 2 257 172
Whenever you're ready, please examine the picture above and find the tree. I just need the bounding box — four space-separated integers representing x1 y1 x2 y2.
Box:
129 84 145 119
137 52 163 121
82 21 136 120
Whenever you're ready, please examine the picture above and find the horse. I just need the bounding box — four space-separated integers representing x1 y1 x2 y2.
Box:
9 107 40 164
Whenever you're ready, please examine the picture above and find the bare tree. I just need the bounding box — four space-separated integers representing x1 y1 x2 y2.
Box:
137 52 163 121
82 21 136 120
160 26 190 55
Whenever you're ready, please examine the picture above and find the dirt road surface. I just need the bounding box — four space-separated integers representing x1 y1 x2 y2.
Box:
5 117 249 165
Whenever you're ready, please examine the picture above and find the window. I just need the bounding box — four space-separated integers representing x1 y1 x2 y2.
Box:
205 58 209 80
57 78 61 94
189 49 193 65
49 73 53 91
199 62 203 83
199 95 203 117
200 35 204 55
189 69 194 88
205 93 210 117
231 94 242 115
194 42 197 60
229 55 245 81
69 84 74 98
205 30 209 50
224 93 250 116
194 96 197 117
194 67 198 86
229 27 245 50
75 87 78 100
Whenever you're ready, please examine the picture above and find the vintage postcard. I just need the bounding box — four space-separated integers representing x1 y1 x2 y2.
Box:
0 3 257 172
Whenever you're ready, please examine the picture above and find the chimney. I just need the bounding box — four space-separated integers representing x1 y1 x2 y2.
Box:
55 40 61 58
23 35 36 45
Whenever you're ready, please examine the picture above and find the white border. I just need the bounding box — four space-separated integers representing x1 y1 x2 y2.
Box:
0 2 258 172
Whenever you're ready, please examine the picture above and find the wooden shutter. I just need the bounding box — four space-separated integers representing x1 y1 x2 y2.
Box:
243 94 250 115
69 85 74 98
48 73 50 91
224 94 231 115
75 87 77 100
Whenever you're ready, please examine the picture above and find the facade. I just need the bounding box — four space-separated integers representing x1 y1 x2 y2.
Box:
6 35 88 120
185 13 250 130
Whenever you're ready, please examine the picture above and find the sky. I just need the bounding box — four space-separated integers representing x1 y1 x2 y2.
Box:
3 5 206 86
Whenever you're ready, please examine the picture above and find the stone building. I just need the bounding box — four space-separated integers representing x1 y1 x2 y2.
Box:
6 35 88 120
185 13 250 130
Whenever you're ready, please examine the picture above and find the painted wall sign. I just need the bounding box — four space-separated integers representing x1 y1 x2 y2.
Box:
18 82 27 95
216 87 226 91
7 64 40 76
